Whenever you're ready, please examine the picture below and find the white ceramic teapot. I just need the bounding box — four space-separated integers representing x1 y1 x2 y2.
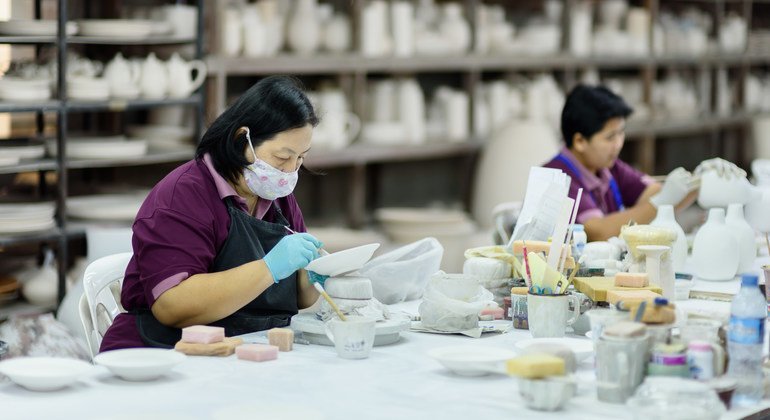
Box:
166 53 207 99
103 53 140 99
139 52 169 99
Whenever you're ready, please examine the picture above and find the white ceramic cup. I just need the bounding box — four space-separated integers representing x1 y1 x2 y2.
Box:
595 333 649 403
325 316 376 359
586 308 630 345
527 293 580 338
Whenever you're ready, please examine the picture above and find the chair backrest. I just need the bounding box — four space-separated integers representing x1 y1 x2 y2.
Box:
79 294 97 358
81 252 132 356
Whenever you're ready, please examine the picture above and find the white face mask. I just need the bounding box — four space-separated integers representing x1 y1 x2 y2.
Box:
242 128 299 201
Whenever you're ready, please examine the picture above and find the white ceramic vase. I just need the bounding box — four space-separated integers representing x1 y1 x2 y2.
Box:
323 13 351 53
650 205 688 273
398 78 426 144
219 6 243 57
439 3 471 54
241 6 267 58
287 0 320 55
691 208 740 281
726 203 756 274
746 187 770 233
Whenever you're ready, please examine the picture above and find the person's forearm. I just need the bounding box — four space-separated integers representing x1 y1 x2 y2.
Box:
297 269 320 309
151 260 275 328
584 201 657 241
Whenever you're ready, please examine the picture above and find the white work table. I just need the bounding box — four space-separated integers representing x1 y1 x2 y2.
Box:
3 259 770 419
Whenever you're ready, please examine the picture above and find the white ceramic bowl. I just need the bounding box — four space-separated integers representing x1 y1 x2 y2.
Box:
94 348 186 381
0 357 94 391
514 337 594 363
427 345 517 376
304 243 380 277
431 272 480 301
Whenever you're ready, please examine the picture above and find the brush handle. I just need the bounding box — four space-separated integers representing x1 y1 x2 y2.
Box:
314 283 347 321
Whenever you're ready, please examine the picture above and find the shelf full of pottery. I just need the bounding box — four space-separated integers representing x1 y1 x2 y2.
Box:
0 52 206 104
0 4 198 44
213 0 760 66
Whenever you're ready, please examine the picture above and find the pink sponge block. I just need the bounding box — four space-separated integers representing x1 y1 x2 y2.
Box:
236 344 279 362
480 307 505 320
614 272 650 288
181 325 225 344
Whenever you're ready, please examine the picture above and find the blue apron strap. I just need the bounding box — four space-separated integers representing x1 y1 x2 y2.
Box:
609 178 625 211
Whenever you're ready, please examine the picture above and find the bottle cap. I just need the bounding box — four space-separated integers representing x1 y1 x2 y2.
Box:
741 274 759 287
654 297 669 306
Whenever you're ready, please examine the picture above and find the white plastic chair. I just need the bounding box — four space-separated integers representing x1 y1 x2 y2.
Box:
79 252 132 358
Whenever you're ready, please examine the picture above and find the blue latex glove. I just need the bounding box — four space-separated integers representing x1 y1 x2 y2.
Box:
308 271 329 287
263 233 322 283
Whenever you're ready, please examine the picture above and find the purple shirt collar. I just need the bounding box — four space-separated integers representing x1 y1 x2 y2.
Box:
560 147 612 196
202 153 273 219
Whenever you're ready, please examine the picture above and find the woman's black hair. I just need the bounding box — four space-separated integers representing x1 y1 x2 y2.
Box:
196 75 319 184
561 84 633 148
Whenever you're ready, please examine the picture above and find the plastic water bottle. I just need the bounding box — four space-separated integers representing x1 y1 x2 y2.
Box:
572 224 587 260
727 274 766 407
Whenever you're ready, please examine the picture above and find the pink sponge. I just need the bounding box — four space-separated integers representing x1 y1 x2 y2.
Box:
181 325 225 344
267 328 294 352
480 307 505 320
236 344 279 362
614 272 650 288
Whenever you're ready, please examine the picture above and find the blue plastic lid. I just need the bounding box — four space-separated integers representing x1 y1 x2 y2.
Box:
741 274 759 287
572 224 584 232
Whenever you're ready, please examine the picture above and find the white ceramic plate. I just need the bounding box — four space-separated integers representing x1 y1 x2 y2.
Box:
67 193 146 221
290 312 409 346
427 345 517 376
305 243 380 276
46 138 148 159
514 337 594 362
0 357 94 391
0 156 19 166
0 219 55 234
0 144 46 160
94 348 186 381
127 124 193 143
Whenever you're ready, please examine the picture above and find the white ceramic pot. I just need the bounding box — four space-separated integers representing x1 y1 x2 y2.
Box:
219 6 243 57
726 203 757 274
139 53 168 99
692 208 740 281
745 187 770 233
241 6 267 58
398 78 426 144
287 0 320 55
323 13 351 53
650 205 688 272
439 3 471 54
166 53 207 98
391 1 414 57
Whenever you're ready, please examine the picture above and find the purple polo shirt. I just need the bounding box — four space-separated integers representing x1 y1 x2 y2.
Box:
100 154 306 352
543 148 653 224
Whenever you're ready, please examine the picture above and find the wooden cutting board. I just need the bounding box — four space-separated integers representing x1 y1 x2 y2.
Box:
573 276 663 302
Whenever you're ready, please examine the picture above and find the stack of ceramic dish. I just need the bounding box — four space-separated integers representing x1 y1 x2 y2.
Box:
127 124 194 152
0 202 56 234
0 139 46 166
376 207 479 272
67 76 109 101
0 20 77 36
46 135 148 160
67 192 147 222
0 77 51 102
306 226 388 254
77 19 170 38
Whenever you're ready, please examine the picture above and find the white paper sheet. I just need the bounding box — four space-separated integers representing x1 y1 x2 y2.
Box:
509 167 571 245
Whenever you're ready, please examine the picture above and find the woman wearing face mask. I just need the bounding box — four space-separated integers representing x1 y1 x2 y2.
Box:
100 76 325 351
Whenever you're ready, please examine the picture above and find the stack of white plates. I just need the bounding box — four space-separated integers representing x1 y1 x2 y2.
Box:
0 140 46 161
0 77 51 102
127 124 194 151
0 202 56 234
68 77 109 101
0 20 77 36
77 19 168 38
46 135 148 159
67 193 147 221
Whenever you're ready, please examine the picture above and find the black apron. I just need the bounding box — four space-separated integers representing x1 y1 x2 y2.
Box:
134 197 299 348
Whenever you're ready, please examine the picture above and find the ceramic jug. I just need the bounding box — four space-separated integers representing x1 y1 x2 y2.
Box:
219 4 243 57
726 203 756 274
257 0 284 56
241 6 267 58
650 205 688 272
103 53 140 99
287 0 320 55
139 53 169 99
692 208 740 281
166 53 207 99
398 78 426 144
439 3 471 54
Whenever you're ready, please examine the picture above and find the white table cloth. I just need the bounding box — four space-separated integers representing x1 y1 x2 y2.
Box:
3 258 770 420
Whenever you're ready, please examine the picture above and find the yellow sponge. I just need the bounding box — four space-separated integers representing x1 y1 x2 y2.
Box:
506 354 565 378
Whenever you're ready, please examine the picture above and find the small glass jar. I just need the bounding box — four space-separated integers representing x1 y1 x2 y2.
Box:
512 293 528 330
687 340 715 380
503 296 512 321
